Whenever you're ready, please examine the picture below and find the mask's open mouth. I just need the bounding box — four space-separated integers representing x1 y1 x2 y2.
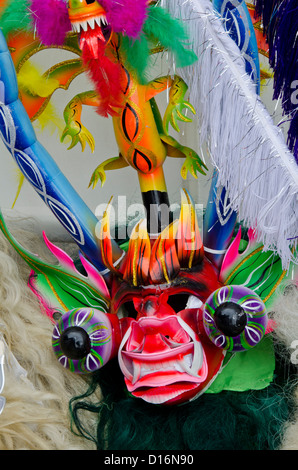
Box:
118 316 208 405
73 15 112 59
71 14 112 42
69 0 113 51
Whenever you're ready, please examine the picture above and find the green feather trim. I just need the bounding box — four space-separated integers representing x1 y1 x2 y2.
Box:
144 5 197 67
121 5 197 83
120 33 150 84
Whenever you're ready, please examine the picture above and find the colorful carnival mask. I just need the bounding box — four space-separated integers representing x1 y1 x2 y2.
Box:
0 0 296 409
2 190 269 407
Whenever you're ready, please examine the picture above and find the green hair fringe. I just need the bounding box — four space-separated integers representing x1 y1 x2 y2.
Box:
69 344 297 450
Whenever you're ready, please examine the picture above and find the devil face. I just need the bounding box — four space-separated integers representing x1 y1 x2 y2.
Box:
112 257 225 405
52 193 268 405
52 258 226 405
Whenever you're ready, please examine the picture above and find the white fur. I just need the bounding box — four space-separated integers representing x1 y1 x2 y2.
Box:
0 228 98 450
270 283 298 450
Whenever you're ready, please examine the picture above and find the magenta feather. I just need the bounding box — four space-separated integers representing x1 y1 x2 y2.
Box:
101 0 148 38
30 0 71 46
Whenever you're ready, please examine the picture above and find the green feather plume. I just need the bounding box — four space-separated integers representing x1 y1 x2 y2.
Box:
121 33 150 84
0 0 31 38
144 4 197 67
121 4 197 83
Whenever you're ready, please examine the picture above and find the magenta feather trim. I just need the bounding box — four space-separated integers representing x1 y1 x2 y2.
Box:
101 0 148 38
30 0 71 46
30 0 147 44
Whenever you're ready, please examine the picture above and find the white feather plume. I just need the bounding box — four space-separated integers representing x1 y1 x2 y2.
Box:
166 0 298 269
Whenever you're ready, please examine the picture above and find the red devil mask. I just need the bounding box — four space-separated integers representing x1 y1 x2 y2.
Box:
52 190 232 405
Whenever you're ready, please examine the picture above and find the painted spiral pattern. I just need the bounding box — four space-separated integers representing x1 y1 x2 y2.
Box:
203 285 268 352
52 308 113 373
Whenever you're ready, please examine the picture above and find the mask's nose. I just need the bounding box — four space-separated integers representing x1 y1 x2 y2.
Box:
134 294 176 319
122 316 192 354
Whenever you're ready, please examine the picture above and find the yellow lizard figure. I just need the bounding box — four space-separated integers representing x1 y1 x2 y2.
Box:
61 0 207 231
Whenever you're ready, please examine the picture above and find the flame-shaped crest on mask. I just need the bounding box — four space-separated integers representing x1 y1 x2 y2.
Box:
100 189 204 286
